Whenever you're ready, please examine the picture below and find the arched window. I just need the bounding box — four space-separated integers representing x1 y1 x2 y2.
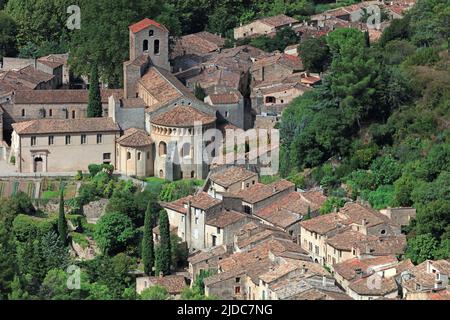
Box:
159 141 167 156
72 110 76 119
137 152 141 161
21 109 26 117
265 96 276 103
191 171 195 178
149 30 154 37
127 152 131 160
154 39 160 55
143 39 149 52
49 109 53 117
159 169 164 178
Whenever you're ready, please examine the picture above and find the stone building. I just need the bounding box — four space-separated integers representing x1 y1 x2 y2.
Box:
10 118 120 173
116 128 154 177
205 91 245 129
234 14 299 40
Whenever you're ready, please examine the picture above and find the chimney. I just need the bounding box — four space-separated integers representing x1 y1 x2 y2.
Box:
426 260 432 273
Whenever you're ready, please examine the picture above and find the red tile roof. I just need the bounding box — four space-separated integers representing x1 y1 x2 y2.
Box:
209 166 257 188
12 118 120 135
333 256 399 281
129 18 168 33
117 128 153 147
238 180 295 204
150 105 216 127
206 210 247 228
14 89 122 104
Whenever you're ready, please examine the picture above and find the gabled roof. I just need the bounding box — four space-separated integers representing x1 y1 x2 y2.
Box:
14 89 122 104
259 14 298 28
333 256 398 281
129 18 168 33
12 118 120 135
206 209 246 228
238 180 295 204
209 166 257 188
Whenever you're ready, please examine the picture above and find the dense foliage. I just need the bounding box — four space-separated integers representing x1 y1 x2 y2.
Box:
282 0 450 264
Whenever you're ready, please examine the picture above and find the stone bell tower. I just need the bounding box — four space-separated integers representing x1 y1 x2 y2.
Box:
128 18 170 71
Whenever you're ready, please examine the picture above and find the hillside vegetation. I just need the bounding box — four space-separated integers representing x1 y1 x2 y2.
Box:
280 0 450 264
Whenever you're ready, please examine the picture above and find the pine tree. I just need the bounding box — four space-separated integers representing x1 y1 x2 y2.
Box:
142 201 155 275
57 186 67 245
87 64 102 118
156 210 171 276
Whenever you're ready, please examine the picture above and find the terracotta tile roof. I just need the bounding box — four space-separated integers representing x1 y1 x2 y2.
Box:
206 209 246 228
209 166 257 188
252 53 303 71
190 192 222 210
353 235 407 256
428 290 450 300
236 228 289 250
189 245 229 265
340 202 399 228
37 56 64 69
162 195 191 214
14 89 122 104
117 128 153 147
163 192 221 213
255 204 302 230
238 180 295 204
151 105 216 127
299 190 328 211
139 67 186 111
187 68 241 91
291 287 352 300
173 32 225 57
0 67 54 90
129 18 168 33
260 260 328 284
140 275 187 294
401 260 450 293
326 228 375 251
300 212 348 235
260 14 298 28
333 256 399 281
12 117 120 135
348 276 398 296
207 92 241 105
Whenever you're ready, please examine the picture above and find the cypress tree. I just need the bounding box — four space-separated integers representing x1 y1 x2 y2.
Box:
142 201 155 275
194 83 206 101
157 210 171 275
57 186 67 245
87 64 102 118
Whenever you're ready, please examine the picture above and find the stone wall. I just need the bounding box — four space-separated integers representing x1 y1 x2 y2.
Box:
82 198 109 224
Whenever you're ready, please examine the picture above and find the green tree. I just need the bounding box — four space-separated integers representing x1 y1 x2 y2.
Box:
155 210 171 276
298 36 330 73
57 187 67 245
194 83 206 101
94 213 136 255
140 285 169 300
0 11 18 60
142 201 155 275
87 64 103 118
405 233 439 264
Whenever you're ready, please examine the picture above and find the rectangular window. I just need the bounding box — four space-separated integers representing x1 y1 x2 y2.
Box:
315 245 319 255
235 286 241 295
103 153 111 160
81 135 87 144
65 135 71 145
217 227 221 234
48 136 54 145
31 136 37 146
97 134 102 144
